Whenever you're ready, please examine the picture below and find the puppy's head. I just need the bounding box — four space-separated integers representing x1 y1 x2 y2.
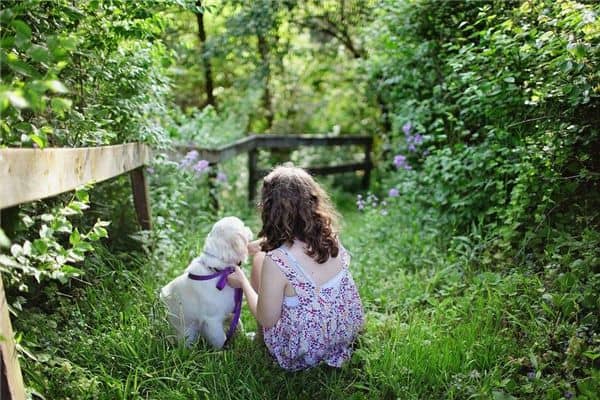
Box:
204 216 253 267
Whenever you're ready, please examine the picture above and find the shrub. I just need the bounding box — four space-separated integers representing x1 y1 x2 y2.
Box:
369 0 600 249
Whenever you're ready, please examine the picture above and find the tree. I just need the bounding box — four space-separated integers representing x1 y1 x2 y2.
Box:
195 0 217 108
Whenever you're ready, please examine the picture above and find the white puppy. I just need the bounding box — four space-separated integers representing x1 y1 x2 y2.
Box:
160 216 252 348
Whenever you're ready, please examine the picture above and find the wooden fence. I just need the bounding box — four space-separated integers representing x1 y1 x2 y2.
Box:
0 134 372 398
0 143 152 400
178 134 373 202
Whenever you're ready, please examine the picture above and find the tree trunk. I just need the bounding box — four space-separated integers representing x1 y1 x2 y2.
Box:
196 0 216 109
257 32 274 131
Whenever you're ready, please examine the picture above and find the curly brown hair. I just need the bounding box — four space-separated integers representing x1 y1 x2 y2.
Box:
258 165 340 263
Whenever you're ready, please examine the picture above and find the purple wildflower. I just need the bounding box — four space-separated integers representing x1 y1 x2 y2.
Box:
180 150 199 168
216 171 227 182
402 122 412 136
186 150 199 160
394 154 412 170
564 391 574 399
146 167 155 175
413 134 423 145
193 159 210 174
393 154 407 168
388 188 399 197
408 143 417 152
527 371 536 380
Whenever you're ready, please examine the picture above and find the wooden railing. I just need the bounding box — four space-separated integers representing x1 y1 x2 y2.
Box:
0 143 152 400
0 135 372 398
178 134 373 202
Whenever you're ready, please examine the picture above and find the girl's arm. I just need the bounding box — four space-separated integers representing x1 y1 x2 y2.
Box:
229 257 285 329
256 256 285 328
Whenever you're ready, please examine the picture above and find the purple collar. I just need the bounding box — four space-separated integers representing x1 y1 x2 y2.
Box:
188 267 243 346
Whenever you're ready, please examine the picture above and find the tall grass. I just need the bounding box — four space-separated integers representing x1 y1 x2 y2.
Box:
15 192 599 399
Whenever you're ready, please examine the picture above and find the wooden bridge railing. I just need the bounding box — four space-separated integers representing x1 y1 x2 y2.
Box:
178 134 373 202
0 135 371 398
0 143 152 400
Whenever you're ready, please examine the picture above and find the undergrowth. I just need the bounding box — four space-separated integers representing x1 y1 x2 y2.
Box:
13 188 600 399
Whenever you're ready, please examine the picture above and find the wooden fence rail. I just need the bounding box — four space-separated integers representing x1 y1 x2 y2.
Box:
0 143 152 400
178 134 373 202
0 135 371 398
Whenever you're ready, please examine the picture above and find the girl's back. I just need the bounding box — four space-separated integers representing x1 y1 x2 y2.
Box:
263 240 364 371
281 240 345 296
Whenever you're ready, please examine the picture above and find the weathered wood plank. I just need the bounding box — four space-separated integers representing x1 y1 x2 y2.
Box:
0 276 25 400
172 146 222 164
176 134 374 203
177 136 256 164
176 135 372 163
217 136 257 163
256 161 372 179
0 143 151 209
254 134 372 148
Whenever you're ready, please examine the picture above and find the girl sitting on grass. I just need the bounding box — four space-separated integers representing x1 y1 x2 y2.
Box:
227 165 364 371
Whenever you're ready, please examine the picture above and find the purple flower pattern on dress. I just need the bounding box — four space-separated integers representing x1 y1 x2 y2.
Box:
263 245 364 371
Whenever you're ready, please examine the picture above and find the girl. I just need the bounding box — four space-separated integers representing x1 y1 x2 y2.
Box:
227 165 364 371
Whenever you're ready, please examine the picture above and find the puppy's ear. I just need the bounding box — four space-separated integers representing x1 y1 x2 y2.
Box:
244 226 253 242
227 232 250 263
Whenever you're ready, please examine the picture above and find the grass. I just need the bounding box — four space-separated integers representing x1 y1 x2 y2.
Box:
14 191 600 399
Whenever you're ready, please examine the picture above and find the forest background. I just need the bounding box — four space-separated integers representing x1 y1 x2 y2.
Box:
0 0 599 398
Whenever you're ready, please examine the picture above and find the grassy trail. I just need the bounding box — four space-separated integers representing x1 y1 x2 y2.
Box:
17 200 598 399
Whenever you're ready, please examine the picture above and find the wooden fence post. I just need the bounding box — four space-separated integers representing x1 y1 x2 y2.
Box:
0 276 26 400
129 167 152 230
362 139 372 190
248 149 258 204
207 169 220 211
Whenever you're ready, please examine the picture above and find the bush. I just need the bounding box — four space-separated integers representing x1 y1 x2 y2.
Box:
369 0 600 250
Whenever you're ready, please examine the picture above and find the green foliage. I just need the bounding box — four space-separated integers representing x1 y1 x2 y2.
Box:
0 0 174 148
345 194 599 399
0 187 109 294
12 196 598 399
2 0 598 398
0 0 183 292
370 0 600 247
144 157 215 259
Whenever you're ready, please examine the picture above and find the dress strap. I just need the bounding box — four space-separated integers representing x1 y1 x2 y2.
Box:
277 246 317 285
266 247 314 295
339 244 351 269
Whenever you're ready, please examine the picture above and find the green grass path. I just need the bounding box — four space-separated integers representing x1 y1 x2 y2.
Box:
17 202 598 399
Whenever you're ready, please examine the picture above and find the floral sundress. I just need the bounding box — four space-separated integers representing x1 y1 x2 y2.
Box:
263 244 364 371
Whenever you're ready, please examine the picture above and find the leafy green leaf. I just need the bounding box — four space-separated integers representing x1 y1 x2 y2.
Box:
30 134 47 149
50 97 72 117
69 229 81 245
28 45 51 63
5 90 29 109
11 20 32 39
45 80 69 94
0 228 10 248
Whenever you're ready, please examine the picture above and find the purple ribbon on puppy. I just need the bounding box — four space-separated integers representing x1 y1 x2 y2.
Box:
188 266 243 346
